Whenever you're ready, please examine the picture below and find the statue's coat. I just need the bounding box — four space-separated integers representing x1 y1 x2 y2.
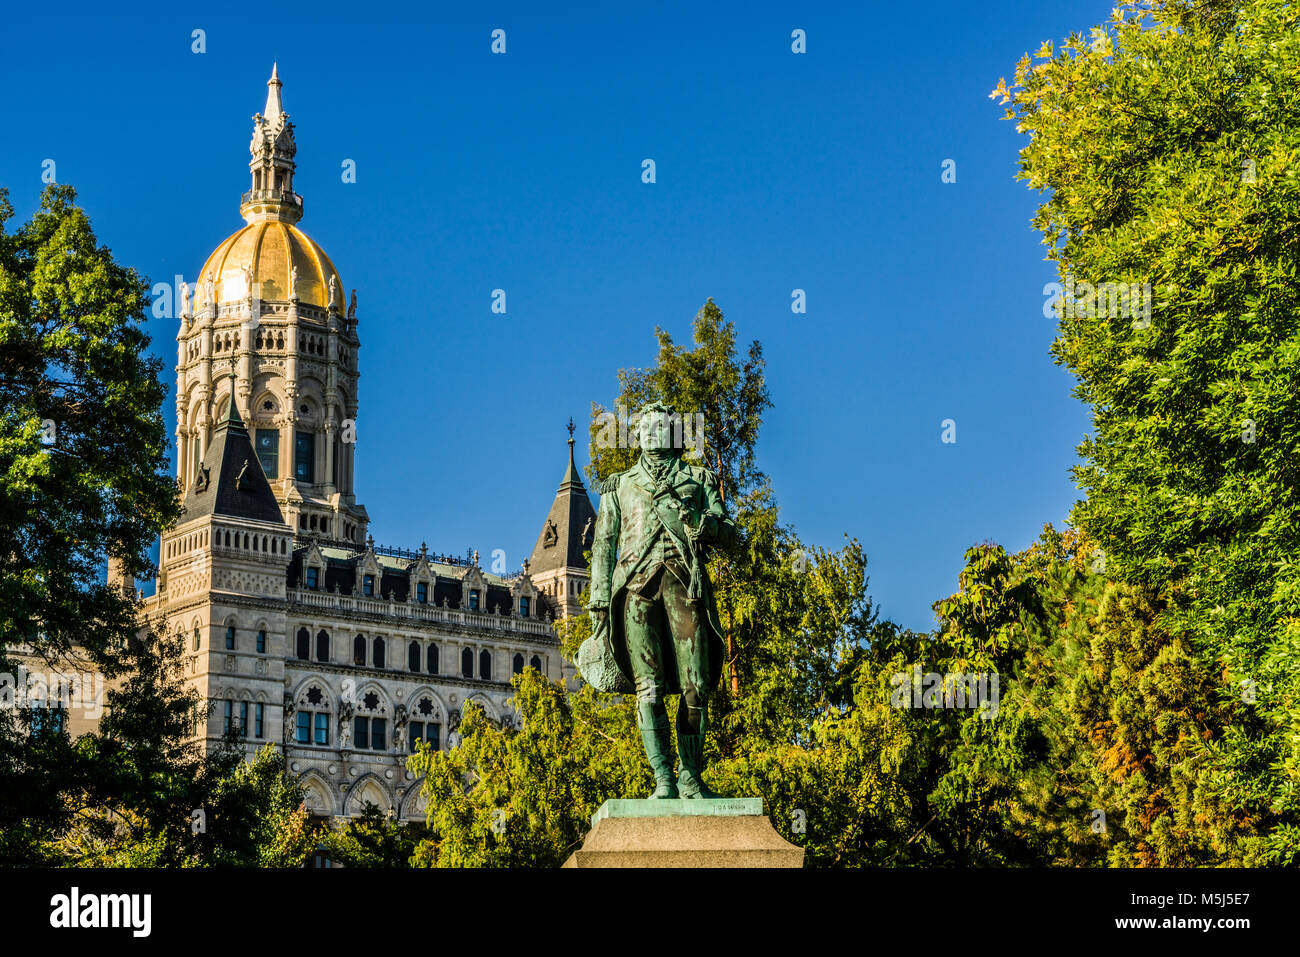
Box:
578 454 730 694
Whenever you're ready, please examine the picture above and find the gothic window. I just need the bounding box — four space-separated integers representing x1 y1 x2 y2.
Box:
530 656 542 673
256 629 266 653
224 701 234 735
416 582 428 603
256 428 279 478
479 649 492 681
373 637 385 669
513 653 524 675
353 634 366 666
461 649 473 678
362 691 380 711
315 629 330 662
295 431 315 482
417 697 434 717
519 596 530 618
254 703 264 738
296 711 310 743
305 567 319 590
363 574 374 597
296 627 310 660
469 589 480 611
193 627 201 652
315 713 328 745
408 641 420 673
353 716 388 752
427 644 439 674
225 625 236 650
409 721 440 753
240 701 249 735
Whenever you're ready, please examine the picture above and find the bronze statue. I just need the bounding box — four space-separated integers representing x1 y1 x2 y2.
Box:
580 401 735 798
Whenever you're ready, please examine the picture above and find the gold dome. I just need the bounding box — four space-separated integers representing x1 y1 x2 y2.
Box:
194 220 342 310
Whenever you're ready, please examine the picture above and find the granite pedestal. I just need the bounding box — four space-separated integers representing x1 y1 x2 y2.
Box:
562 797 804 868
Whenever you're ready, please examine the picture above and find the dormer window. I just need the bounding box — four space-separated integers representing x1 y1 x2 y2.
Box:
469 589 480 611
417 582 428 604
519 597 530 618
363 574 375 597
305 567 319 590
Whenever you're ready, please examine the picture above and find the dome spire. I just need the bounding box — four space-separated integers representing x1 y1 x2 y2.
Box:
264 62 283 122
242 65 302 225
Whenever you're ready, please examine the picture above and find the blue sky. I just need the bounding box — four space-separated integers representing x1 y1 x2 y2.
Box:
1 0 1106 631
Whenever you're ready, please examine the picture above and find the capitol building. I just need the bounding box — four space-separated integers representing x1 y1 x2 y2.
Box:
134 67 597 821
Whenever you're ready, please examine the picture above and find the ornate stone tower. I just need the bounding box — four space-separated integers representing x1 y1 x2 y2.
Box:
527 421 598 618
174 65 368 546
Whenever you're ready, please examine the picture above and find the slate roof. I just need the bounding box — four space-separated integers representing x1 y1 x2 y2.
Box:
527 437 597 577
179 384 285 526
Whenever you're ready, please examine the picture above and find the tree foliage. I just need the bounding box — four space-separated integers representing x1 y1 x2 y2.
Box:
996 0 1300 863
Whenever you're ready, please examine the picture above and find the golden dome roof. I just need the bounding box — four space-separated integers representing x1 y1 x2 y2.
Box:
194 220 342 310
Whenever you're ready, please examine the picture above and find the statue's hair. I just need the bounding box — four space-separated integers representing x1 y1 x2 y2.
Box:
637 399 676 418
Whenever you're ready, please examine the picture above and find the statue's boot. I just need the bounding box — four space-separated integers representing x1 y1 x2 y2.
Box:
676 731 721 799
637 703 678 799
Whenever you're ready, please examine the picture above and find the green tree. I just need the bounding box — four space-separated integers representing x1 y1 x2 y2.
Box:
0 184 178 668
407 672 647 867
318 803 416 868
996 0 1300 863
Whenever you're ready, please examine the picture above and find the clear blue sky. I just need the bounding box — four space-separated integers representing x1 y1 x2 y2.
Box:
1 0 1104 632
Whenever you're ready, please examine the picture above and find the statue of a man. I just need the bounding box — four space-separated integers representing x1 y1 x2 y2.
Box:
179 280 190 316
581 401 736 799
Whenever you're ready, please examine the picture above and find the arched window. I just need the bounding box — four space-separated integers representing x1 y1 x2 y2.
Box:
461 648 473 678
353 635 366 666
513 653 524 675
373 637 385 669
296 627 310 661
427 644 439 674
479 649 492 681
193 627 201 652
315 629 330 662
408 641 420 672
530 655 542 673
225 625 236 650
256 629 266 653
